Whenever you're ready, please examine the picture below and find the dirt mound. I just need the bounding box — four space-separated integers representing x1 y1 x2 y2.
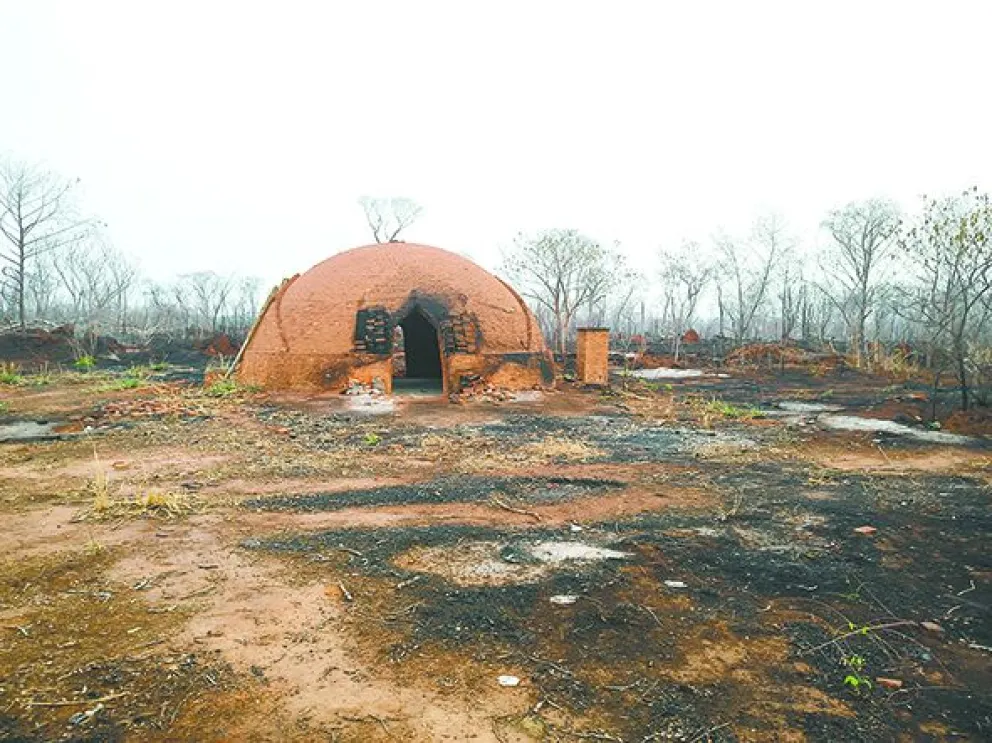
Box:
0 326 76 366
943 408 992 436
634 352 680 370
726 342 846 369
196 333 239 357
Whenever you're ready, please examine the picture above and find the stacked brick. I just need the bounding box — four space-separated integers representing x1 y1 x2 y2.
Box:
441 313 480 354
353 308 393 354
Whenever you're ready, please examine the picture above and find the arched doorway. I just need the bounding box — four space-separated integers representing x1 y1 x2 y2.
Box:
394 308 443 393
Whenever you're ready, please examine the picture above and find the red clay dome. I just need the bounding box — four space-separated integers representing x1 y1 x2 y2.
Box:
238 242 554 394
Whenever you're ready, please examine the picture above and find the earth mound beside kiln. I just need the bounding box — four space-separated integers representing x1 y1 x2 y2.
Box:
238 243 554 394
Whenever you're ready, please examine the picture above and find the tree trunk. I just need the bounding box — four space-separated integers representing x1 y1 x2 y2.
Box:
851 329 862 369
957 351 969 411
18 250 26 332
931 370 941 422
716 287 725 338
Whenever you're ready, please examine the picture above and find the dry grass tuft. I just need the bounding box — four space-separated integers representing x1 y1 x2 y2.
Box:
80 439 201 520
90 471 112 511
83 537 106 555
88 444 113 512
520 436 604 463
82 489 200 521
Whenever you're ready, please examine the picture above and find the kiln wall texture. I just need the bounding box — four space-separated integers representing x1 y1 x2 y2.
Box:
238 243 554 394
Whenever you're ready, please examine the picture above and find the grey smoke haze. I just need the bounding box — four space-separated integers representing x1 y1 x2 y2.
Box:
1 1 990 288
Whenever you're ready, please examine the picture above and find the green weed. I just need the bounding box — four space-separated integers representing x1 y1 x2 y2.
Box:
74 355 97 371
99 377 144 392
204 378 239 397
0 363 23 385
842 654 872 695
644 381 675 393
364 432 382 446
704 399 765 420
124 365 152 379
203 378 258 398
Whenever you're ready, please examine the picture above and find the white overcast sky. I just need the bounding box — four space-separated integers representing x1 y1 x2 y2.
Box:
1 1 990 289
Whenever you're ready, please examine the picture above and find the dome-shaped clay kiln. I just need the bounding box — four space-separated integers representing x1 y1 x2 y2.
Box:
238 243 554 394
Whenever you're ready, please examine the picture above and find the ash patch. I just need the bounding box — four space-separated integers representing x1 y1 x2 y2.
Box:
0 419 65 443
396 539 632 587
257 406 400 446
242 475 624 512
528 540 631 563
770 401 846 414
819 414 973 444
630 367 729 379
244 523 632 578
256 407 759 464
476 414 755 463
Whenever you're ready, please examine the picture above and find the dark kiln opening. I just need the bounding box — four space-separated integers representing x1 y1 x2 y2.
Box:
395 308 443 393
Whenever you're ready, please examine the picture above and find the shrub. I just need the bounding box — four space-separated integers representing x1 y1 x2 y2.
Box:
124 365 152 379
99 377 143 392
74 355 97 371
204 378 241 397
0 365 23 385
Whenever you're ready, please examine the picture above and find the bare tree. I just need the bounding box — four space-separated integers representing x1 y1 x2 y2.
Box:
106 250 139 335
50 237 137 331
359 196 423 243
714 214 788 344
0 158 94 330
658 241 712 361
177 272 236 335
607 281 644 339
137 271 261 339
900 188 992 410
25 251 59 322
811 285 842 345
140 281 184 336
229 276 263 335
776 247 805 342
500 229 627 356
820 199 901 366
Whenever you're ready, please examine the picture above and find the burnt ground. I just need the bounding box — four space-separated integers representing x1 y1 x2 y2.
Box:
0 364 990 742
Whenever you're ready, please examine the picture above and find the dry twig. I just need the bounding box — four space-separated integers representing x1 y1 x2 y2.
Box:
686 721 731 742
26 692 128 708
490 496 541 521
803 620 918 654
